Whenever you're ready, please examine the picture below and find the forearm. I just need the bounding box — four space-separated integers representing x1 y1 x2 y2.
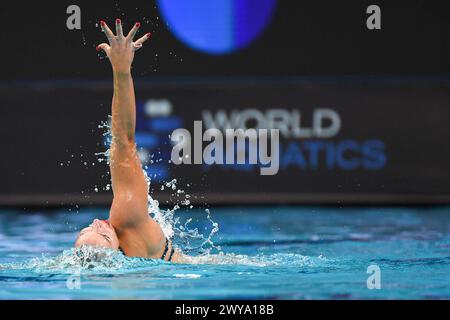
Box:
111 70 136 145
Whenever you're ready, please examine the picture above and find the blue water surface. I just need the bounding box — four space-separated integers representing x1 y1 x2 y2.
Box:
0 206 449 299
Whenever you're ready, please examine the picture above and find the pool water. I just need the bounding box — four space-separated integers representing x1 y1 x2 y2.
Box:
0 206 449 299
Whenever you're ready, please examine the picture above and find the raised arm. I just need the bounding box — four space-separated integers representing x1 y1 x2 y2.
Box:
97 20 148 143
97 19 166 258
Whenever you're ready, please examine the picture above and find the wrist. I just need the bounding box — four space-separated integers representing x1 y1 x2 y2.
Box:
112 67 132 77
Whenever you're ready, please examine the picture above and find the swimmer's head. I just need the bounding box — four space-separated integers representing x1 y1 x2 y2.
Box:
75 219 119 250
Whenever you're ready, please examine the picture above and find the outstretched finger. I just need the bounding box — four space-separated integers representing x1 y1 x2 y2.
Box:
96 43 111 55
134 32 152 47
100 20 114 42
115 18 124 38
126 22 141 42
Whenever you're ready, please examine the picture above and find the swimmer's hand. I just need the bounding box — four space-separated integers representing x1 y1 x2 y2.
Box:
96 19 151 74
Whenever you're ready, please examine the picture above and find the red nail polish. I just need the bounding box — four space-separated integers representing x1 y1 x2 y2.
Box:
116 18 121 24
146 32 152 38
96 45 101 52
135 22 141 28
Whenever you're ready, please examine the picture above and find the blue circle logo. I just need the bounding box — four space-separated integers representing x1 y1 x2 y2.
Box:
157 0 277 55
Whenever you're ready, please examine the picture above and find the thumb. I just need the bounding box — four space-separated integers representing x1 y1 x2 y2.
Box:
96 43 110 55
132 42 143 51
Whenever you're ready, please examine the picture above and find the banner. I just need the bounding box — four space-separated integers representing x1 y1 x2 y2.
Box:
1 78 449 205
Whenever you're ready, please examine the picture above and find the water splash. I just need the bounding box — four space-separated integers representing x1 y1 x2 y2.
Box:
1 246 139 274
147 193 220 255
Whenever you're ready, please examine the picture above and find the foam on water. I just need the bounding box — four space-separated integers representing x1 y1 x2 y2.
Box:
1 246 133 274
0 246 324 274
181 252 327 267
